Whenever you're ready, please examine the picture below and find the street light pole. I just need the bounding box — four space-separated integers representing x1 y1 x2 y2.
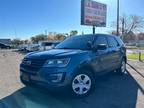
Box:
117 0 120 36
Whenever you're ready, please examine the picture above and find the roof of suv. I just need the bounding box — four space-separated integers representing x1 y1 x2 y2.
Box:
75 34 118 39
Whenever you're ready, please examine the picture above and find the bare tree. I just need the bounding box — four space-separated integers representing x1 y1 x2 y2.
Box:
11 39 23 46
47 32 66 41
111 15 144 35
69 30 78 36
120 15 144 35
111 15 144 42
55 34 66 40
31 34 47 43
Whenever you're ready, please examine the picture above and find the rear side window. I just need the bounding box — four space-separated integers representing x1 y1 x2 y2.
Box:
94 36 108 46
107 37 119 47
115 37 124 46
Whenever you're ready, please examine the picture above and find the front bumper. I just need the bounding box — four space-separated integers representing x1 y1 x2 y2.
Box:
20 75 68 91
20 67 71 90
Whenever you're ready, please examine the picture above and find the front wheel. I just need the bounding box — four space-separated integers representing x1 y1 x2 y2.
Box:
71 70 95 97
116 59 126 74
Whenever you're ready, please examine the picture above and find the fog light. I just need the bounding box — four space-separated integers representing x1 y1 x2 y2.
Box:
48 73 64 83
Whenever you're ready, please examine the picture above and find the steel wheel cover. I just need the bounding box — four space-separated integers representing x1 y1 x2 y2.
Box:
72 74 91 95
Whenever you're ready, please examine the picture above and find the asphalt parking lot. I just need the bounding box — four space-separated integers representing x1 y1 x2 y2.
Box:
0 50 144 108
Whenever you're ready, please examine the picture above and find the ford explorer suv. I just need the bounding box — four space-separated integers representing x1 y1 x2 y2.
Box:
20 34 126 97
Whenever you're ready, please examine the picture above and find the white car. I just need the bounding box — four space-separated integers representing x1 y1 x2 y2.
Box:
26 44 40 52
18 44 28 51
39 41 60 51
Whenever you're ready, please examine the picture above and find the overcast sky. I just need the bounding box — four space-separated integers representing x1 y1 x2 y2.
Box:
0 0 144 39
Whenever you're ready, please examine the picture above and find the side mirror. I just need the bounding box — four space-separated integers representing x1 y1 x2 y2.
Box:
97 44 107 50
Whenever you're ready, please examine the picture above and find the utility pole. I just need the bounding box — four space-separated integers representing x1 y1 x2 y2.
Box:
117 0 120 36
93 25 95 34
122 18 125 40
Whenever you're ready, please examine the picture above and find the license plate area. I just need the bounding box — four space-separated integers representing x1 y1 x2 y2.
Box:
31 75 45 82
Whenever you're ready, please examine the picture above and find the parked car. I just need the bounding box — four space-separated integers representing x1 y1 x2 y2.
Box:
52 41 61 47
18 44 28 51
39 41 60 51
20 34 127 97
0 43 11 49
26 44 40 52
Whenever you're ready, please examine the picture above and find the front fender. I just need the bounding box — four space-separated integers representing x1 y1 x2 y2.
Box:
70 58 96 79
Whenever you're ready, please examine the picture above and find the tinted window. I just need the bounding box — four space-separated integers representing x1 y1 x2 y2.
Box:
42 42 53 46
0 43 5 47
94 36 108 46
115 37 124 46
45 43 53 46
55 35 94 50
107 37 119 47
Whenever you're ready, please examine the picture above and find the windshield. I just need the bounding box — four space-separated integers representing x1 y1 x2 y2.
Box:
55 35 94 50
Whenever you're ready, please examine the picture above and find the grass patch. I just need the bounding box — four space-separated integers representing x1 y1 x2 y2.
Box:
139 47 144 50
127 54 144 60
126 46 144 50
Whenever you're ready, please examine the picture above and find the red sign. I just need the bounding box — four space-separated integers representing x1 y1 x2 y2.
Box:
81 0 107 27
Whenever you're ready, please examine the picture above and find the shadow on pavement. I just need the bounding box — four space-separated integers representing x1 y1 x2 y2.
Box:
0 71 144 108
127 63 144 78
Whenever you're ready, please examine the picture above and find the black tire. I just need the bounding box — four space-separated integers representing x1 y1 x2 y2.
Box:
70 70 95 98
116 59 126 75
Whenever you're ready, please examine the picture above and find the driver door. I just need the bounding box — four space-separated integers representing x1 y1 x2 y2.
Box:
92 36 111 75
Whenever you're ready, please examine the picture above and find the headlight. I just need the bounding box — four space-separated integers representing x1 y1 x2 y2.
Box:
43 58 70 67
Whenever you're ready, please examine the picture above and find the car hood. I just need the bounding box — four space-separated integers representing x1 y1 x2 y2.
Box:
25 49 89 60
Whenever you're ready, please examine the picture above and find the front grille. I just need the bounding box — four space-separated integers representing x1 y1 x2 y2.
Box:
21 58 46 74
22 58 46 67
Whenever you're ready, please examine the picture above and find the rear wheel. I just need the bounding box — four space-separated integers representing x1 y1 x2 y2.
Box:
71 70 95 97
116 59 126 74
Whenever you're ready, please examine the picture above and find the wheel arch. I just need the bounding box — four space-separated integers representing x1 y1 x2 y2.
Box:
73 63 96 80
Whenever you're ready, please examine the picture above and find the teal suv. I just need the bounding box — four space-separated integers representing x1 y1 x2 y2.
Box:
20 34 127 97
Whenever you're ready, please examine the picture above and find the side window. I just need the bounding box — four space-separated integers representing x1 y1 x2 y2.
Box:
107 37 119 47
94 36 108 46
116 37 124 46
